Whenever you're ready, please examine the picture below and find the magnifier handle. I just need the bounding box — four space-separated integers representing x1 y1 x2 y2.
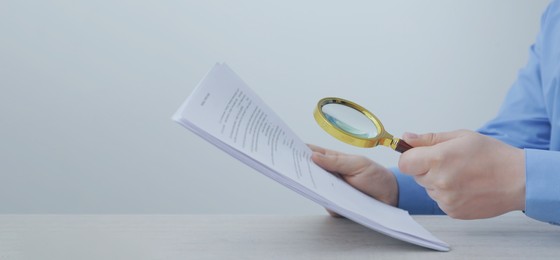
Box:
395 139 413 153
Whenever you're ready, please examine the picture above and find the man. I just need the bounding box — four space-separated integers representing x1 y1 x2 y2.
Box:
311 0 560 225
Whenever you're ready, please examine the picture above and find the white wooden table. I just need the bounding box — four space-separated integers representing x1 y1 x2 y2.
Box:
0 212 557 259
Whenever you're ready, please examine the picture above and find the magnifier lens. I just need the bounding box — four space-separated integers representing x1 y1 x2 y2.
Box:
321 103 379 138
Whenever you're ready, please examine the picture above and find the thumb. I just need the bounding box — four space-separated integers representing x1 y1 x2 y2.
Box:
311 151 370 177
402 130 464 148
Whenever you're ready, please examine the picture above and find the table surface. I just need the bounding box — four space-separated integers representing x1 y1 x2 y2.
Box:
0 212 558 259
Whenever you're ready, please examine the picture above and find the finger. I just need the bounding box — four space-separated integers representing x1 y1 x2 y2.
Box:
308 144 344 160
414 176 441 204
311 151 370 177
413 174 434 190
307 144 327 154
398 146 434 176
425 187 439 201
402 130 464 148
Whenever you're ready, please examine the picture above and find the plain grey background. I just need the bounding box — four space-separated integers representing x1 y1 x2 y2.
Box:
0 0 550 214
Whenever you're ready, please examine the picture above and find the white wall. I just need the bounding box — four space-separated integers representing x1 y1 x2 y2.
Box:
0 0 550 214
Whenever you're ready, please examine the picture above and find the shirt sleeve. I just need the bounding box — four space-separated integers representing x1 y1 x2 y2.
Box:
393 2 560 220
394 32 547 215
478 2 560 224
395 7 548 215
477 2 551 149
392 167 445 215
525 149 560 224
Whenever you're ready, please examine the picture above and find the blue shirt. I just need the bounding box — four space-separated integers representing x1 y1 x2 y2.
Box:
394 0 560 224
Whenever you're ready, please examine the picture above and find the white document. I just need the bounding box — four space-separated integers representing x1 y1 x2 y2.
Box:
172 63 450 251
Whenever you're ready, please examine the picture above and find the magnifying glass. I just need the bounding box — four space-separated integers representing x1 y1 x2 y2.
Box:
313 97 413 153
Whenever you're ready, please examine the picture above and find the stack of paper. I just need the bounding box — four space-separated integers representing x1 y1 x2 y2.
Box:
172 63 450 251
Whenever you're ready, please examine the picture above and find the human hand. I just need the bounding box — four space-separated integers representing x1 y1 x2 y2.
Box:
398 130 525 219
309 144 398 217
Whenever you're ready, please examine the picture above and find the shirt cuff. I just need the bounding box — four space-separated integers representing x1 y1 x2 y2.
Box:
391 167 445 215
525 149 560 225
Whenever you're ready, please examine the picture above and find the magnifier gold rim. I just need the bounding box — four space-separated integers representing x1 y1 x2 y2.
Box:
314 97 393 148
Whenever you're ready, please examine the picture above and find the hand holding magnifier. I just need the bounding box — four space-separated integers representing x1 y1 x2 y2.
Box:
313 97 413 153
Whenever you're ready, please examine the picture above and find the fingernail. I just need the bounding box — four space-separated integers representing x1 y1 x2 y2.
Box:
403 132 418 139
312 152 325 159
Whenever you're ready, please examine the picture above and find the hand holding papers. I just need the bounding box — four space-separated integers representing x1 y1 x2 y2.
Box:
172 63 450 251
